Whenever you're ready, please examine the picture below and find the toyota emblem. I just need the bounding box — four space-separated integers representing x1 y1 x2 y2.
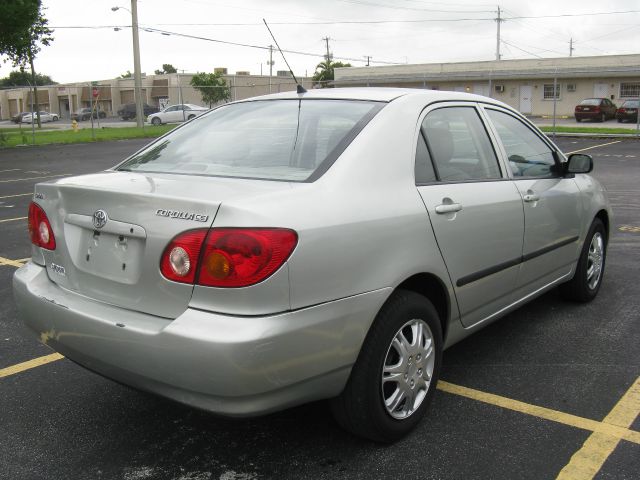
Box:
92 210 108 229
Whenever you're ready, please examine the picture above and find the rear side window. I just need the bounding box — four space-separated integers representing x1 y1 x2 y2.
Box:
118 99 382 182
486 109 556 178
422 107 502 182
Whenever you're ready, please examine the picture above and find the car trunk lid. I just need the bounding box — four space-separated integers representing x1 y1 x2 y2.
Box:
34 171 290 318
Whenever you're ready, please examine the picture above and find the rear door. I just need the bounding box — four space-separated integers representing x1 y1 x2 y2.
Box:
416 104 525 328
483 107 583 298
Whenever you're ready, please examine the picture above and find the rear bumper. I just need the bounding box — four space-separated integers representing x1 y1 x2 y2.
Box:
13 262 389 416
575 112 601 120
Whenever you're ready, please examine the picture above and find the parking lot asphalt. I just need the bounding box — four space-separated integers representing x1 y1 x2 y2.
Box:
1 138 638 480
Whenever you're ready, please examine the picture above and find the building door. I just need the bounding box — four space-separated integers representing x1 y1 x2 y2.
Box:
519 85 532 114
594 83 608 98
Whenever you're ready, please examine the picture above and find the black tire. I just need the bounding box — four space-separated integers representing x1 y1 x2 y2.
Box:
575 117 581 123
330 290 443 443
560 218 606 302
188 114 196 120
617 118 622 123
151 117 161 126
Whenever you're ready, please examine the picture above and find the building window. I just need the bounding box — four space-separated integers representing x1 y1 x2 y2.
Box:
620 83 640 98
566 84 576 92
543 84 561 100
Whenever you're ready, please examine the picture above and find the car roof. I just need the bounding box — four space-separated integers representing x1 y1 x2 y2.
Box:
243 87 506 105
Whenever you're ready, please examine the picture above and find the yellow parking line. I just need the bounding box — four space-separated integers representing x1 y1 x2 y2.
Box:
437 381 640 444
556 377 640 479
0 174 68 183
566 141 621 155
0 256 29 268
0 216 27 223
0 353 64 379
0 193 31 199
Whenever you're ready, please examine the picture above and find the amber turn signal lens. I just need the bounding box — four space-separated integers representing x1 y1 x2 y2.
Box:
204 251 232 279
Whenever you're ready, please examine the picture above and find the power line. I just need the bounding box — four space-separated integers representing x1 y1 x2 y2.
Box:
140 26 402 65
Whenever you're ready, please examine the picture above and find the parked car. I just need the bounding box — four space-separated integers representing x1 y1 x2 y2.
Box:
574 98 617 122
147 104 209 125
22 111 59 123
117 102 159 120
11 112 33 123
615 99 639 123
14 88 611 443
71 108 106 121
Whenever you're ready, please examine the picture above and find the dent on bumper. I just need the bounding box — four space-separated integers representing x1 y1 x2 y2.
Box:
13 262 390 416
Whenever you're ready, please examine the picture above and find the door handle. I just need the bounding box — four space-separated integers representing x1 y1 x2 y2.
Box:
523 193 540 203
435 203 462 214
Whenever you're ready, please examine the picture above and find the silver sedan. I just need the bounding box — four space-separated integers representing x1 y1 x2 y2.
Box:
14 88 611 442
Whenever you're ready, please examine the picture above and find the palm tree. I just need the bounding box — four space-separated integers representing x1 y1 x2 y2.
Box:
312 60 351 88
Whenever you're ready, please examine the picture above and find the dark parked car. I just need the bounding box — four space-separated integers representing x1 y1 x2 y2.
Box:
615 99 639 123
71 108 106 121
574 98 617 122
117 103 159 120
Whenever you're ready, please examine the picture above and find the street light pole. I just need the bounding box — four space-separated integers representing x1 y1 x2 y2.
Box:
130 0 144 128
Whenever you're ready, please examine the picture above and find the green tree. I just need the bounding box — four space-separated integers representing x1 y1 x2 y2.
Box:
312 60 351 88
0 0 53 128
119 70 133 78
0 69 55 87
190 72 230 107
154 63 177 75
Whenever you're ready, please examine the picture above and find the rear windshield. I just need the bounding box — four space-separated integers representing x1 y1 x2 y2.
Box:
622 100 639 108
579 99 602 106
117 99 382 182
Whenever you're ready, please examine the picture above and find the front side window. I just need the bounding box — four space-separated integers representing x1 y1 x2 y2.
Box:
118 99 382 182
486 109 556 178
421 107 502 182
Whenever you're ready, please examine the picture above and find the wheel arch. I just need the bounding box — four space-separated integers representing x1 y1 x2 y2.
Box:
395 273 450 342
595 209 610 242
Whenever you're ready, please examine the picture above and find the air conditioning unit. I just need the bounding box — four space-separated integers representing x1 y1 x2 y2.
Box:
566 84 576 92
494 85 505 93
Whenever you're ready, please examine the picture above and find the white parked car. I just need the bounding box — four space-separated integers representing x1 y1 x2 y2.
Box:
22 111 59 123
147 104 208 125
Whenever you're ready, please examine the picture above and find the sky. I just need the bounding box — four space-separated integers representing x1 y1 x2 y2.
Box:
1 0 639 84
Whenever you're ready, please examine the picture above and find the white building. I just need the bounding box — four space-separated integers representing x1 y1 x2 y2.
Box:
334 54 640 117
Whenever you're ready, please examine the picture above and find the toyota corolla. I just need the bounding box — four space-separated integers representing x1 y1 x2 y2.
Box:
14 88 611 442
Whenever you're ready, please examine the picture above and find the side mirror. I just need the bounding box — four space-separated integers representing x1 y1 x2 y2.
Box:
566 153 593 174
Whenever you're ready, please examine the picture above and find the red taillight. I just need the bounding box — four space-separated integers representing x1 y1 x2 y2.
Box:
160 229 208 283
594 106 601 113
160 228 298 287
198 228 298 287
28 202 56 250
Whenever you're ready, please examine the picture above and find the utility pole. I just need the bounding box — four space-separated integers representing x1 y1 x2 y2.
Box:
495 6 504 61
322 37 332 64
268 44 274 93
364 55 372 66
131 0 144 128
569 38 574 57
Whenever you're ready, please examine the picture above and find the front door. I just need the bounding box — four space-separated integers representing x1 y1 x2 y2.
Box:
519 85 532 114
484 108 583 298
416 105 524 327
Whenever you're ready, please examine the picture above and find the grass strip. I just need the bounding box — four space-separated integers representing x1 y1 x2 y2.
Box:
0 125 175 148
540 126 640 135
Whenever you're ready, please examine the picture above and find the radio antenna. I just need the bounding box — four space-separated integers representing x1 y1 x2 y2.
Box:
263 19 307 94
